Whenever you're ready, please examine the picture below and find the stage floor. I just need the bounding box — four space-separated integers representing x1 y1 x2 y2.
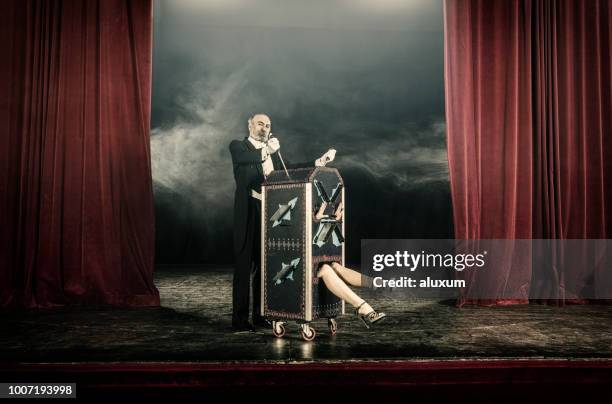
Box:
2 266 612 362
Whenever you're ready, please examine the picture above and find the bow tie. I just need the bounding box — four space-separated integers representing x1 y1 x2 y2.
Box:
248 137 266 149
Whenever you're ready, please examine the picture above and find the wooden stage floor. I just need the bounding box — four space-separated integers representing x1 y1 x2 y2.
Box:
3 266 612 362
1 266 611 399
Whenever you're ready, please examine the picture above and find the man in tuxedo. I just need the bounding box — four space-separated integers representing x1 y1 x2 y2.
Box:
229 113 336 331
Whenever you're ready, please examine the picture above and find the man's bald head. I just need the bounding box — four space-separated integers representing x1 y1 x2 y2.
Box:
248 114 271 142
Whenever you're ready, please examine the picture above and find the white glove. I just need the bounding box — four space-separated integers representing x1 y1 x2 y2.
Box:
266 137 280 154
316 148 336 167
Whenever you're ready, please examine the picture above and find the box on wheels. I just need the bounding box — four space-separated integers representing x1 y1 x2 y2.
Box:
261 167 346 341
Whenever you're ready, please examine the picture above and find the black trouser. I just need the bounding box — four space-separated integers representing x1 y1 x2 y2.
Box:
232 199 263 327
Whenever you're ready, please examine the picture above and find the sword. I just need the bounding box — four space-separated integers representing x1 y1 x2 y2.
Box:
277 150 290 179
268 133 291 180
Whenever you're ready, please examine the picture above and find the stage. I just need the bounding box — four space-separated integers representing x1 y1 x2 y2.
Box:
2 266 612 362
2 0 611 400
1 266 611 399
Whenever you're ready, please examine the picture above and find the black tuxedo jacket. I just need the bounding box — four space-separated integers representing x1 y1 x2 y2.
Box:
229 137 311 259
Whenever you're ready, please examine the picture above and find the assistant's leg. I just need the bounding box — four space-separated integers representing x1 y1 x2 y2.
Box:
333 202 343 220
330 262 373 288
318 264 386 327
317 264 373 315
314 201 328 220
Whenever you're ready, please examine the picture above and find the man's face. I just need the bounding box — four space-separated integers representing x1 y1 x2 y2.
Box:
249 114 271 142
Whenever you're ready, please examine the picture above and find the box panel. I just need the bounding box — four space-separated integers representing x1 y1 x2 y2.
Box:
262 184 307 320
262 167 345 322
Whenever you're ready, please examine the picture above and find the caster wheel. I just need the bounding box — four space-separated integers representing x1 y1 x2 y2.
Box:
300 324 316 341
272 321 286 338
328 318 338 335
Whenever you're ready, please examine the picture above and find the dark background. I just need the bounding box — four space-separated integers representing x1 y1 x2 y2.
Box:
151 0 452 266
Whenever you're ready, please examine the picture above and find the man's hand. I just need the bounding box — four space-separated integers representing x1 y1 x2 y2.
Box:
267 137 280 154
316 148 336 166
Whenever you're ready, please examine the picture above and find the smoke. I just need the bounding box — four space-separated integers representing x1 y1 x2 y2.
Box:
336 120 449 188
151 65 252 214
152 73 448 212
150 0 450 263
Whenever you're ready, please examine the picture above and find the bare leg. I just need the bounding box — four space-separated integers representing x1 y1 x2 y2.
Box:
317 264 373 315
315 202 328 220
330 262 368 287
333 202 343 220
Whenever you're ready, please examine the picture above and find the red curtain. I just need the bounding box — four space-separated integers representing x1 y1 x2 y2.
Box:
0 0 160 308
444 0 612 305
533 0 612 239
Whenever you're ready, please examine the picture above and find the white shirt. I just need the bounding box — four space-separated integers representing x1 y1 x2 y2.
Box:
247 136 275 177
248 135 325 178
247 136 328 200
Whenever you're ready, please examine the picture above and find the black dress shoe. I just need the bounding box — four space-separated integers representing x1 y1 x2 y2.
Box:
232 321 255 332
252 317 272 328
